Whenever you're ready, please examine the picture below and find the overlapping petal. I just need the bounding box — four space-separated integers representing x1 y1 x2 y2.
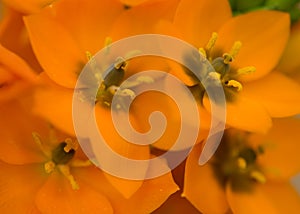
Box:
0 10 42 71
109 0 180 40
203 94 272 133
1 0 55 14
51 0 124 54
24 0 124 88
35 170 113 214
74 159 178 214
183 144 229 214
0 99 49 164
174 0 232 48
226 181 300 214
94 105 150 198
0 43 37 101
33 73 75 136
242 72 300 117
0 161 47 213
248 118 300 180
24 11 86 88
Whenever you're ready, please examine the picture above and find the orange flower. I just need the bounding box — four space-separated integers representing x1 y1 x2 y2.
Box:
183 118 300 213
0 98 178 214
23 0 200 151
145 0 300 133
22 0 187 197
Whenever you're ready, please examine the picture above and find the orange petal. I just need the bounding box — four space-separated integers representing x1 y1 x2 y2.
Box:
0 69 31 102
113 157 178 213
132 73 209 151
242 72 300 117
109 0 180 40
1 0 55 14
0 99 48 164
33 73 75 136
74 159 178 214
174 0 232 48
24 8 86 88
278 23 300 74
119 0 149 6
226 181 300 214
183 144 229 214
94 105 150 198
166 57 199 87
0 161 47 213
102 173 145 199
215 10 290 82
152 191 200 214
0 44 37 101
51 0 123 54
203 94 272 134
94 105 150 161
0 10 42 72
0 44 36 82
35 170 113 214
248 118 300 180
132 90 191 151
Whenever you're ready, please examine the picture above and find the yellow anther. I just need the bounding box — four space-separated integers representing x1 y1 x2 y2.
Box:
250 170 267 184
86 51 93 61
116 104 121 109
64 138 78 153
86 51 102 82
136 76 154 84
223 53 233 64
114 57 127 70
58 165 79 190
121 76 154 89
236 66 256 76
86 51 98 71
107 85 119 95
198 47 207 59
222 41 242 64
237 157 247 169
208 72 221 81
124 50 142 59
104 37 112 47
205 32 218 53
229 41 242 59
226 80 243 91
70 159 92 167
104 101 111 107
120 88 136 99
104 37 112 54
44 161 56 173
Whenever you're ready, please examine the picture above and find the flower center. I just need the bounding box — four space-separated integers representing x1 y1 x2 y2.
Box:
212 131 266 192
187 32 256 102
32 132 91 190
51 141 76 165
85 49 154 110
